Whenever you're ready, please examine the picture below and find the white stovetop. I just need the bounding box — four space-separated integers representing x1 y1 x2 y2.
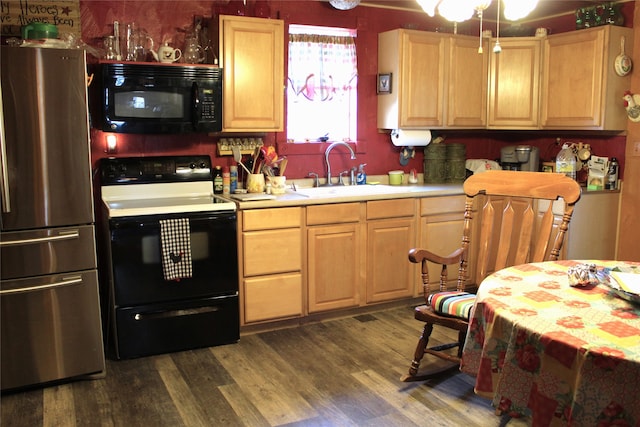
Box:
101 182 236 217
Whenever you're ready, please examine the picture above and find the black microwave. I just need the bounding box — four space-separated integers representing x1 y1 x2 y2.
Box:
98 63 222 134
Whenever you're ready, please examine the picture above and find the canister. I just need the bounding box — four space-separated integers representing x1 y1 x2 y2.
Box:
423 144 447 183
446 143 466 183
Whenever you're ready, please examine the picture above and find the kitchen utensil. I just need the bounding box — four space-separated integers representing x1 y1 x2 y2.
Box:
278 158 288 176
251 146 261 173
231 145 252 175
614 36 632 76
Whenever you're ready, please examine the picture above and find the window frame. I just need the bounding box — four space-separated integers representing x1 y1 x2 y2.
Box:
278 24 363 157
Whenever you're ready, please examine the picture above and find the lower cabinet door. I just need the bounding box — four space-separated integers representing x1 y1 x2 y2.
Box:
307 224 363 313
243 273 303 323
366 218 416 303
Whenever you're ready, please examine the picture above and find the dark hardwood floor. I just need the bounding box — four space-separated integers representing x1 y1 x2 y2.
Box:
1 305 529 426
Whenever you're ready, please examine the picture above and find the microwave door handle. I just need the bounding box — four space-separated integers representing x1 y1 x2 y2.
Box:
191 81 200 131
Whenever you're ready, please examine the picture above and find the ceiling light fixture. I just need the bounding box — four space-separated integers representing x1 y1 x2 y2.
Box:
492 0 501 53
473 0 491 53
416 0 538 23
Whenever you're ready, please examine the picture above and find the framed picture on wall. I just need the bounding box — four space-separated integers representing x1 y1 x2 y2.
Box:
377 73 392 94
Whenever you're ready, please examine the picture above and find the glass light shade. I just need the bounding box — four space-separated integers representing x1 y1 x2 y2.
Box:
471 0 492 12
438 0 474 22
416 0 439 16
503 0 539 20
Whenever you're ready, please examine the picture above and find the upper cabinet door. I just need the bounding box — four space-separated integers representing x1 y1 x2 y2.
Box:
540 25 632 131
378 29 446 129
220 15 284 132
487 38 541 129
446 35 488 128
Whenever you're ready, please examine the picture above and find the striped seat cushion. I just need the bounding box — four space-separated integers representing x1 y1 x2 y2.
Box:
427 291 476 320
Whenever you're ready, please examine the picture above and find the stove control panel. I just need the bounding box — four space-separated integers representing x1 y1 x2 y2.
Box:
101 156 213 185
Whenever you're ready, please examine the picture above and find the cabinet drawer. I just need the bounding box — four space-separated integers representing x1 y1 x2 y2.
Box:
243 273 303 323
420 195 466 216
243 229 302 276
243 207 302 231
306 203 361 225
367 198 415 220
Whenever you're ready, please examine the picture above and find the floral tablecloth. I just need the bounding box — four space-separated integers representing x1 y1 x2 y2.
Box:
460 260 640 427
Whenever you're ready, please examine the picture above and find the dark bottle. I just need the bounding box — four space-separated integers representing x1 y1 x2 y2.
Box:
606 158 619 190
213 165 224 194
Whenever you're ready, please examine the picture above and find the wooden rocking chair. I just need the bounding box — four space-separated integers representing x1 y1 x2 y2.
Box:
401 170 581 382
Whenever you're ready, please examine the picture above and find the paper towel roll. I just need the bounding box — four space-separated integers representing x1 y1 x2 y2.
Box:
390 129 432 147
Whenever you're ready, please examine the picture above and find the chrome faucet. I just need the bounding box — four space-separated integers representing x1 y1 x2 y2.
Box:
323 141 356 186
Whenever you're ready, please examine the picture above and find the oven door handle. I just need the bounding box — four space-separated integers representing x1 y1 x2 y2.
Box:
133 305 220 321
191 81 200 131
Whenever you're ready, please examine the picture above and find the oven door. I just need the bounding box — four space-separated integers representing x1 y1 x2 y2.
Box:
108 211 237 306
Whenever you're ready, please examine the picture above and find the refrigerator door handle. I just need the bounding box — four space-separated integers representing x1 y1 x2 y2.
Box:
0 275 83 296
0 84 10 213
0 230 80 247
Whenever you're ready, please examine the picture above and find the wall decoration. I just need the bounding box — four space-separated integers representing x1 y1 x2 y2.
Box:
377 73 392 95
1 0 81 39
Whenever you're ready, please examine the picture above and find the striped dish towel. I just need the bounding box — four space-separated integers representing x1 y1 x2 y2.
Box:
159 218 193 281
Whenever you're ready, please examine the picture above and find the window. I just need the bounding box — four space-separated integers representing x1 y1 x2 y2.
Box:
287 25 358 143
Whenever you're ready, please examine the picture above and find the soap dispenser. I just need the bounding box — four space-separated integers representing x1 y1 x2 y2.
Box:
356 163 367 185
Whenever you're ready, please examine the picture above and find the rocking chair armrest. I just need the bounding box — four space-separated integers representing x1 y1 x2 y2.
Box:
408 247 465 266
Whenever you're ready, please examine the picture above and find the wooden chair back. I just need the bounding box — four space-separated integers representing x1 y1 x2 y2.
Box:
454 170 582 294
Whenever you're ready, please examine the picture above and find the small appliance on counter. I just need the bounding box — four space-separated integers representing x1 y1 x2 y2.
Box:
500 145 540 171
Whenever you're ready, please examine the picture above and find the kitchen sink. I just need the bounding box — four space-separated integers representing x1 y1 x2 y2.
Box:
294 184 413 198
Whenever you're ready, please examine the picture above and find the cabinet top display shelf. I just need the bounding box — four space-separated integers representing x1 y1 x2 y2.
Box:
98 60 219 69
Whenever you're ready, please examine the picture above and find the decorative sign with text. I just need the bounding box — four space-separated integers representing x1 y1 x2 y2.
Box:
1 0 81 38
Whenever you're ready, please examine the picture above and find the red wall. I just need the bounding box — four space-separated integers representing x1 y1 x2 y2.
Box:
81 0 634 180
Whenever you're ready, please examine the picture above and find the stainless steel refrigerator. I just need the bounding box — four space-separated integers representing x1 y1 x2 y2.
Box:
0 46 105 391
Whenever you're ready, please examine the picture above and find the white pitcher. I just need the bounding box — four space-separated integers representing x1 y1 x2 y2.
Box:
157 43 182 63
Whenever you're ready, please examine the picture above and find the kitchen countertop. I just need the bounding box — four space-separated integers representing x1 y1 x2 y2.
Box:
229 180 465 209
227 174 621 210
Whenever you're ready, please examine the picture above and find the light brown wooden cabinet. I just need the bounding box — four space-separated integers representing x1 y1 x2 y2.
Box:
377 29 446 129
306 203 364 313
487 37 542 129
377 30 487 129
219 15 284 132
240 207 303 324
540 25 633 130
446 35 489 128
366 199 417 303
379 27 631 131
417 195 467 294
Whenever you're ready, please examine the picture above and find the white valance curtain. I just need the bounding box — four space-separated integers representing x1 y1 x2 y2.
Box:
287 34 358 102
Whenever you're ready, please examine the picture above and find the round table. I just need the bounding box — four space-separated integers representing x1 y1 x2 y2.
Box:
460 260 640 427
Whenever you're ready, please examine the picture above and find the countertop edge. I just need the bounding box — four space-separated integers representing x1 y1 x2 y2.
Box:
231 184 465 209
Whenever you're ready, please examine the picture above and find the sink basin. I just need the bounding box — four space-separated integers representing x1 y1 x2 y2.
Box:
294 184 411 198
